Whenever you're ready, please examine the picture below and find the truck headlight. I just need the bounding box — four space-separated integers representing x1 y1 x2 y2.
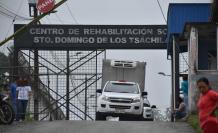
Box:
132 98 140 103
102 95 110 101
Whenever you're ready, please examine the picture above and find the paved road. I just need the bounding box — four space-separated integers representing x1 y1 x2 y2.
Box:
0 121 195 133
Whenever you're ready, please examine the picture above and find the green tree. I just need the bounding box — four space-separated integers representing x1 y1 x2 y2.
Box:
0 52 9 92
0 52 9 75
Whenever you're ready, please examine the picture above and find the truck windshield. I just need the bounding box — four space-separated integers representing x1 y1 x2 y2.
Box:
104 82 139 94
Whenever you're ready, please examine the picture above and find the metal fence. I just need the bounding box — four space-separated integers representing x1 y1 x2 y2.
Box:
179 52 188 75
1 49 105 121
179 52 188 95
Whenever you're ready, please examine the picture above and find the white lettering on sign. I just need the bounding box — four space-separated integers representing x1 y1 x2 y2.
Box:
30 28 64 35
97 37 108 43
16 25 167 49
157 28 167 35
83 28 154 35
33 37 54 43
68 29 79 35
32 36 165 44
55 37 95 44
129 37 164 44
110 37 127 44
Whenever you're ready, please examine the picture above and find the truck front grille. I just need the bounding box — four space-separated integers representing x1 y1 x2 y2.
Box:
109 105 131 109
109 97 133 103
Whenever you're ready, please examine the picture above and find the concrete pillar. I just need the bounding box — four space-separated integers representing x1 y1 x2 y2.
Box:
188 27 199 113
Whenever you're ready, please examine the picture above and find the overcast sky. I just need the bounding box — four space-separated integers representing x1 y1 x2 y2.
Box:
0 0 211 110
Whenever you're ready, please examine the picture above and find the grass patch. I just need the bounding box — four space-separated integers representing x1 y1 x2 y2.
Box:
187 113 202 133
215 110 218 117
187 110 218 133
25 112 34 122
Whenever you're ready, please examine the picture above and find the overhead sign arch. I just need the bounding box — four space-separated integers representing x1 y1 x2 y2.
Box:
14 24 167 50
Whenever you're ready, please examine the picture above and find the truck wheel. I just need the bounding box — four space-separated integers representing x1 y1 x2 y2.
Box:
149 118 154 121
143 118 154 121
95 112 105 121
137 114 142 121
140 117 145 121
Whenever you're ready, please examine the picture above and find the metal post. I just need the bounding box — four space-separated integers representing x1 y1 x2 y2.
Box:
34 49 39 121
217 27 218 73
85 74 88 120
171 47 174 122
28 50 30 75
13 48 19 78
47 68 52 121
66 50 70 120
47 68 50 95
33 5 39 121
171 36 180 122
95 50 98 117
174 38 180 108
56 74 59 120
33 49 39 121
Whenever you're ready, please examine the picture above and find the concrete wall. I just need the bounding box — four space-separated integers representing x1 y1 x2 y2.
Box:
188 27 199 113
188 27 218 113
189 73 218 112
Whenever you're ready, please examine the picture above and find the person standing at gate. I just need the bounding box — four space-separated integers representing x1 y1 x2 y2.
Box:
9 77 18 119
196 77 218 133
180 75 188 113
16 78 32 121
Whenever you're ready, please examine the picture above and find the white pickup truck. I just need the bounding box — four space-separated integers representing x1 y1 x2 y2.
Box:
96 80 147 120
96 59 148 120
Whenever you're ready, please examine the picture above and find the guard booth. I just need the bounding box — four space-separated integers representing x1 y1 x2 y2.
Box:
166 3 211 112
180 23 218 113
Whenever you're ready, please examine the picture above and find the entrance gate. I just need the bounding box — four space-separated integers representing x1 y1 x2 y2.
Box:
12 24 167 120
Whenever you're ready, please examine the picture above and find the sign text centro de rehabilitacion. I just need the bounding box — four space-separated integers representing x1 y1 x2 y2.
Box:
14 25 167 50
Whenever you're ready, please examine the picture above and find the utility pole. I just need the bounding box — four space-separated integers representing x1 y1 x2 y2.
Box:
0 0 67 47
84 74 88 120
33 4 39 121
28 0 39 121
66 50 70 120
34 5 39 120
26 0 67 121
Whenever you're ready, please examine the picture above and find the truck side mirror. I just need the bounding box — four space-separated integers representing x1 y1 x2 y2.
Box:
96 89 102 93
142 91 148 96
151 105 157 109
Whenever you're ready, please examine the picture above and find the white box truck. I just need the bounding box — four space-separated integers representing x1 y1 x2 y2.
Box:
96 59 149 120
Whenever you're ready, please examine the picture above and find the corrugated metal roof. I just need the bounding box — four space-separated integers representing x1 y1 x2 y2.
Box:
167 3 211 43
166 3 211 56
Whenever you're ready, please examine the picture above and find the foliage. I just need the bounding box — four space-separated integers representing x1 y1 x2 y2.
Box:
215 110 218 117
0 52 9 75
187 113 202 133
25 112 34 122
0 52 10 90
187 109 218 133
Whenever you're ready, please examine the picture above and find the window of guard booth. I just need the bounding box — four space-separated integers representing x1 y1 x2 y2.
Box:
197 27 217 71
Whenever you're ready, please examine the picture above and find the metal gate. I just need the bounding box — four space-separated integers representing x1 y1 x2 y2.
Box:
2 48 105 121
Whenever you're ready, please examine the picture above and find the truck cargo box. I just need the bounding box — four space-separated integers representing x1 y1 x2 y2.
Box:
101 59 146 92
